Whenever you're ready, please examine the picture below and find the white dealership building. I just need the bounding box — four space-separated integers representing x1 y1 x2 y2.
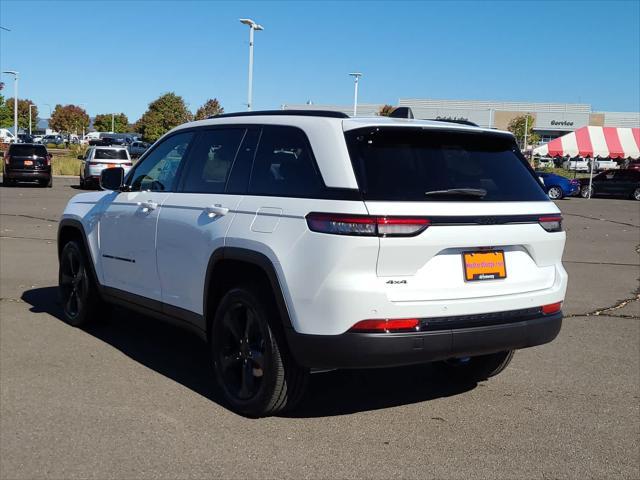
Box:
283 98 640 145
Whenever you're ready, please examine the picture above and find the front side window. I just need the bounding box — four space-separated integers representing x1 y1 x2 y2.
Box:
128 132 193 192
181 128 245 193
249 126 323 197
345 127 549 202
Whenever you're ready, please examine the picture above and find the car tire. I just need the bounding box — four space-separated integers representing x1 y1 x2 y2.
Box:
211 285 309 417
3 178 15 187
47 176 53 188
79 176 85 189
58 240 103 327
580 185 593 198
633 187 640 201
437 350 515 382
547 186 563 200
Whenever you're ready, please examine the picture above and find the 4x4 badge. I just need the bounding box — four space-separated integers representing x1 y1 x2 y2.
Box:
386 279 407 285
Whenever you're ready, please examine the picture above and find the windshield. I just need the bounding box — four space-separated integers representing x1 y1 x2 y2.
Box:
95 149 128 160
344 127 549 202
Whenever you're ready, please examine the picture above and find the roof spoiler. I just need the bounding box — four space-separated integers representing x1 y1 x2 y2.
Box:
389 107 414 119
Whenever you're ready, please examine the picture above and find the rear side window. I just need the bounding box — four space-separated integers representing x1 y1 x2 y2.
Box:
95 149 128 160
345 127 549 202
181 128 245 193
249 126 323 197
9 145 47 157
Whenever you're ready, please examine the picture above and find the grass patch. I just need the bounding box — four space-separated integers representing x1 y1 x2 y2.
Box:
536 167 591 179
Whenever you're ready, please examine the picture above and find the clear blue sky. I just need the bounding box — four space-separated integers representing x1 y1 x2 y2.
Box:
1 0 638 121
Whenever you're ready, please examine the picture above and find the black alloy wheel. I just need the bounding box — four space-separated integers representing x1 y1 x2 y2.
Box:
211 286 308 417
58 241 100 326
217 301 267 401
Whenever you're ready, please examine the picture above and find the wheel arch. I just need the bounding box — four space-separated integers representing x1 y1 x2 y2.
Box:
203 247 294 339
57 218 101 289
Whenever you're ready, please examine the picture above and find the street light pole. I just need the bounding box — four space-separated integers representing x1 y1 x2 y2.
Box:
111 113 115 133
240 18 264 111
349 72 362 116
2 71 18 139
29 104 36 136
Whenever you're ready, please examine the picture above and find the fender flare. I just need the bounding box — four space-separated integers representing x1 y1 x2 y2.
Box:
203 247 294 332
57 218 101 290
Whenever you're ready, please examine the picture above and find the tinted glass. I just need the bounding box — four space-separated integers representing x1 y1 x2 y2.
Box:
226 128 260 194
345 127 549 202
128 132 193 192
181 128 245 193
249 126 323 197
9 145 47 157
95 149 128 160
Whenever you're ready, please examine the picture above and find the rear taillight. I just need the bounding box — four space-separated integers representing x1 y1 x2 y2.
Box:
350 318 420 333
538 215 563 232
541 302 562 314
306 213 430 237
46 154 52 166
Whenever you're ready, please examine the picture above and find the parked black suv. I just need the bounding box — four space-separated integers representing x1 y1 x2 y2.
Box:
3 143 52 187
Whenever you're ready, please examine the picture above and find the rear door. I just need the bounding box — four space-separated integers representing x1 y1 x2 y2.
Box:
344 127 564 302
155 127 259 316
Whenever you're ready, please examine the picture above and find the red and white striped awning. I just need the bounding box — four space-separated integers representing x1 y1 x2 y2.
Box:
533 126 640 159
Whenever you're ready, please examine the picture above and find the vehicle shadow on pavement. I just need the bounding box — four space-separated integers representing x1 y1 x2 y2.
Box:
21 286 477 418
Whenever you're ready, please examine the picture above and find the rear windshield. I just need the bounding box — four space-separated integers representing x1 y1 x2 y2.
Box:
9 145 47 157
95 149 128 160
345 127 548 201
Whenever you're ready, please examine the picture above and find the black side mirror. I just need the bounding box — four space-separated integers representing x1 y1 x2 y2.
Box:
100 167 124 191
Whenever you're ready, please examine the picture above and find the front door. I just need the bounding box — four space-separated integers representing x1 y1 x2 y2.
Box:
99 131 194 301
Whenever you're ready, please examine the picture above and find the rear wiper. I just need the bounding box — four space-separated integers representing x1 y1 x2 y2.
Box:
424 188 487 198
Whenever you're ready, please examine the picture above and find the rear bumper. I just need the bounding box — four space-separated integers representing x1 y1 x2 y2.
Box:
4 169 51 180
287 311 562 369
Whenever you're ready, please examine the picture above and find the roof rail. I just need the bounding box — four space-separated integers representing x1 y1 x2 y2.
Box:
428 118 479 127
208 110 349 119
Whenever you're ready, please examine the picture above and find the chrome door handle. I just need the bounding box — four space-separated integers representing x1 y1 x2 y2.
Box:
205 205 229 218
137 200 158 212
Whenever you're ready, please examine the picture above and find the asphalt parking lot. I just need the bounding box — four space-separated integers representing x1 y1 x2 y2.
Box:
1 177 638 479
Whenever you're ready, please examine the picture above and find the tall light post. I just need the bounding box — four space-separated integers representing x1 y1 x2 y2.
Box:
2 71 18 138
349 72 362 117
29 104 36 136
111 113 115 133
78 103 87 138
239 18 263 111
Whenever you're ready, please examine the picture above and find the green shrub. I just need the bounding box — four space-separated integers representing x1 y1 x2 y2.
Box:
52 156 81 176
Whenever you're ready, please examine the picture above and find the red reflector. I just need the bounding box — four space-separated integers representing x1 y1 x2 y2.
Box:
350 318 419 333
541 302 562 314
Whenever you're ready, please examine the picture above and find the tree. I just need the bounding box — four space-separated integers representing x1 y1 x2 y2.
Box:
93 113 129 133
1 98 38 132
135 92 192 142
49 104 90 134
0 94 11 129
507 114 540 149
194 98 224 120
378 104 395 116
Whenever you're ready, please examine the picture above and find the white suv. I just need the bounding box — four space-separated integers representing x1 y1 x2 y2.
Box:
78 146 133 189
58 111 567 417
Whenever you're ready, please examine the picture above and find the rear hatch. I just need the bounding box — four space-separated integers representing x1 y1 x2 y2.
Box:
6 144 49 170
92 148 131 167
344 126 564 302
